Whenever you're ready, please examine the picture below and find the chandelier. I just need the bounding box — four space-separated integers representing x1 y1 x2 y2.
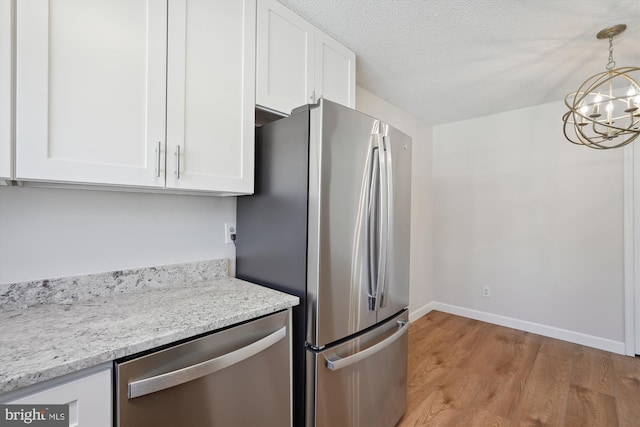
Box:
562 24 640 149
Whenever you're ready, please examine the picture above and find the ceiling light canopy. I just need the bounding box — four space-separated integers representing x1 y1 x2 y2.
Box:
562 24 640 149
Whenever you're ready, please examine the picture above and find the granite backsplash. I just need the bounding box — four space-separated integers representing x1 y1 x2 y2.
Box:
0 259 229 312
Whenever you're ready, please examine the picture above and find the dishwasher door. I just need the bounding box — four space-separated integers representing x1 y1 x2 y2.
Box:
115 310 291 427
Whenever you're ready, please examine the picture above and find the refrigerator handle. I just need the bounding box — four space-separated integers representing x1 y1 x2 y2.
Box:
365 137 379 311
377 134 394 309
374 133 389 311
324 320 409 371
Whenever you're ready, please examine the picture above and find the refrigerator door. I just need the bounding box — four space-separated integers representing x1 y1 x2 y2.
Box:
307 99 381 348
375 123 412 324
306 309 409 427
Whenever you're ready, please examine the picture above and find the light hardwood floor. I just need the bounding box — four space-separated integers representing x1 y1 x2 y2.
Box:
397 311 640 427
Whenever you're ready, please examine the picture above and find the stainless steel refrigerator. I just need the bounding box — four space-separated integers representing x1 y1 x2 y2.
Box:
237 99 411 427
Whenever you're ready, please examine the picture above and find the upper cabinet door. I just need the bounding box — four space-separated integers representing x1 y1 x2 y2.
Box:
0 0 13 180
15 0 167 187
166 0 255 194
315 31 356 109
256 0 314 115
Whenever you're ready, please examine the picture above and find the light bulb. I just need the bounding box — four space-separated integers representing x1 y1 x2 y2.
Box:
579 105 588 124
606 101 613 125
606 102 614 112
592 94 603 116
627 87 637 109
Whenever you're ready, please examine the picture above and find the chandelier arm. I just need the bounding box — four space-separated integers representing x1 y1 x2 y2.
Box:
563 113 597 146
563 121 587 146
604 133 639 149
575 120 606 145
591 122 611 137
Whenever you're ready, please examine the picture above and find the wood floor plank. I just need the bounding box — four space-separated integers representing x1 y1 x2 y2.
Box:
403 369 485 426
565 385 618 427
404 331 460 419
570 346 615 396
454 408 513 427
538 335 582 362
611 353 640 427
470 332 542 420
444 319 491 371
399 311 640 427
412 310 453 330
405 352 453 417
510 352 572 426
407 322 456 369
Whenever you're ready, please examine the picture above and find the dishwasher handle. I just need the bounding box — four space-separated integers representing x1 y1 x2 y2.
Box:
324 320 408 371
128 326 287 399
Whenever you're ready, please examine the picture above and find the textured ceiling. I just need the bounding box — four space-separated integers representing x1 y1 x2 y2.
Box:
278 0 640 126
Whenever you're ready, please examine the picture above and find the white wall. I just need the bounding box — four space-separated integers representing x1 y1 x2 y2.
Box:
1 89 434 323
432 100 625 349
356 86 434 321
0 186 236 284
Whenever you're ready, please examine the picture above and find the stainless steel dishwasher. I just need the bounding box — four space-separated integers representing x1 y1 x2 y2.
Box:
115 310 291 427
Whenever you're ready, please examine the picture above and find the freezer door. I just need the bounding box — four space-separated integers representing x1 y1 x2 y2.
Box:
376 124 412 324
307 309 409 427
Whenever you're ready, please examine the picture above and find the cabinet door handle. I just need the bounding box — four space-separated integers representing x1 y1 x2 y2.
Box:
155 141 161 178
128 326 287 399
175 145 181 179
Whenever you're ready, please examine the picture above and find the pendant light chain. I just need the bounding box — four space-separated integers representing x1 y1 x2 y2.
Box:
606 35 615 71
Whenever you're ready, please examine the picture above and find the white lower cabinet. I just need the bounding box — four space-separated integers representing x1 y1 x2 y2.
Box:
15 0 255 194
256 0 355 115
0 365 112 427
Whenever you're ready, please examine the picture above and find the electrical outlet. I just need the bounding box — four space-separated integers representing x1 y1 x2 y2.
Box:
224 223 236 244
482 286 491 298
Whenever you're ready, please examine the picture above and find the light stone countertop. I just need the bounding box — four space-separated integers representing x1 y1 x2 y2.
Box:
0 262 299 395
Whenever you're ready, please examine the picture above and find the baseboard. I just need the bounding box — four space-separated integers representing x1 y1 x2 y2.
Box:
430 302 626 355
409 302 436 323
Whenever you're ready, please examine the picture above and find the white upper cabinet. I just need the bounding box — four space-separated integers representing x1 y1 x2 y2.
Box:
256 0 355 115
0 0 14 180
14 0 255 194
314 31 356 110
166 0 255 193
16 0 167 188
256 0 314 115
